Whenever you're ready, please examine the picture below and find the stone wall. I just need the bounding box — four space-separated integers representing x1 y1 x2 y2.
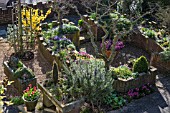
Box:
0 6 13 24
0 1 86 25
129 31 164 54
0 1 52 25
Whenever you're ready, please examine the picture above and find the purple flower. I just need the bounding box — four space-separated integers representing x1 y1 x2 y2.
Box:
101 40 124 51
53 36 61 41
135 88 139 91
115 41 124 51
60 37 71 43
100 39 113 50
78 52 92 59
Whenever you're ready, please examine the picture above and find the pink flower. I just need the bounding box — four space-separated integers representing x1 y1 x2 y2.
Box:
26 87 29 92
33 86 36 91
29 84 32 88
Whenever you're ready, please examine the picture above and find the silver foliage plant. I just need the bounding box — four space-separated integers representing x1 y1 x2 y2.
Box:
62 58 114 109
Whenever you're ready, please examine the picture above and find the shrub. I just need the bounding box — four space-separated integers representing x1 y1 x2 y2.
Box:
61 59 114 109
78 19 84 26
113 65 132 79
141 27 156 39
133 56 148 73
10 96 24 105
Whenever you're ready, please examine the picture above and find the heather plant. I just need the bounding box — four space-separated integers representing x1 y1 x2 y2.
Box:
133 56 148 73
127 83 154 100
113 65 132 79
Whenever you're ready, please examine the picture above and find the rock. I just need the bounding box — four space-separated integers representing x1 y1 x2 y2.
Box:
122 53 125 57
36 102 43 110
126 54 131 58
43 108 56 113
0 37 3 41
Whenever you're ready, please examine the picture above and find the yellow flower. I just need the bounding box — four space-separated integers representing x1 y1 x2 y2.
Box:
21 8 51 35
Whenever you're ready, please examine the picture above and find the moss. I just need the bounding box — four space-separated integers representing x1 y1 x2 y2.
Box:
14 67 35 80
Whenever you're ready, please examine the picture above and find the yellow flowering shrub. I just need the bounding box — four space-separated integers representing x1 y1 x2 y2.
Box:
21 8 51 34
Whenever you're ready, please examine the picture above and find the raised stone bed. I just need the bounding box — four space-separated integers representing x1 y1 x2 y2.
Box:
113 66 157 93
150 53 170 73
38 83 84 113
40 21 80 49
38 37 62 69
3 61 37 94
82 15 105 40
129 31 164 54
65 31 80 49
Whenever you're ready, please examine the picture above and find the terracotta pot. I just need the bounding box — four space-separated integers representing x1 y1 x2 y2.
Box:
22 96 39 111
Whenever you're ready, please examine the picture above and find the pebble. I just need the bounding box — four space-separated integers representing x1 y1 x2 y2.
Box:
0 37 3 41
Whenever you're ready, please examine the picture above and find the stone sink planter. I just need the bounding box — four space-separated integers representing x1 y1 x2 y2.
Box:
129 30 164 54
38 83 84 113
40 22 80 49
3 61 37 94
113 66 157 93
38 37 62 69
150 52 170 73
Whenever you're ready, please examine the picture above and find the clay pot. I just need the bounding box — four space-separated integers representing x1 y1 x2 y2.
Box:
22 96 39 111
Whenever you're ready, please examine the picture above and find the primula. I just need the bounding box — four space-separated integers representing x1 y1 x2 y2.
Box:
101 39 124 51
127 84 153 99
23 84 40 101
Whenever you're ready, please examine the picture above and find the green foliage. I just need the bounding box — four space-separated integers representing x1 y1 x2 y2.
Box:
89 13 97 20
141 27 156 39
112 65 138 79
10 96 24 105
55 59 114 108
43 24 79 38
133 56 148 73
61 24 80 34
160 51 170 61
116 16 132 31
14 67 35 80
78 19 84 26
104 92 126 109
117 0 143 16
98 12 132 32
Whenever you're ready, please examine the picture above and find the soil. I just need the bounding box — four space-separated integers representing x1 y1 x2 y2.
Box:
11 51 34 61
